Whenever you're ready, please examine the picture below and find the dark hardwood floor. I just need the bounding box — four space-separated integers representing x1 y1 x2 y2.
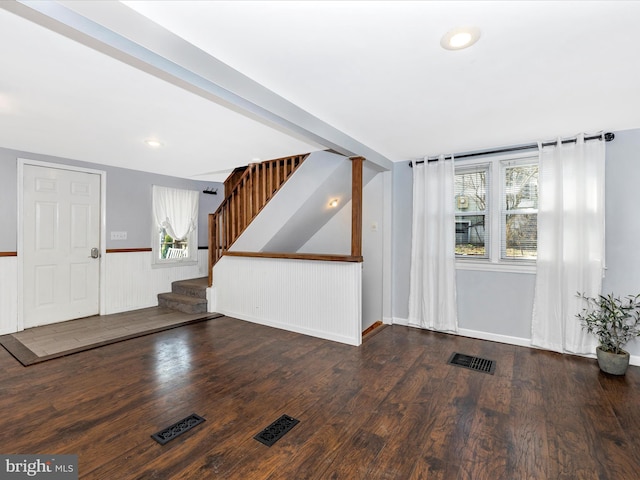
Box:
0 316 638 479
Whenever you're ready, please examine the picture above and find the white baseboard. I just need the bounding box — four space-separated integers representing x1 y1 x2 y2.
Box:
457 328 532 348
216 308 361 347
391 317 409 326
390 318 640 367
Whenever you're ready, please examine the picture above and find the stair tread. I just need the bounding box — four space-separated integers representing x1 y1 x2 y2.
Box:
172 277 208 288
170 277 208 299
158 292 207 305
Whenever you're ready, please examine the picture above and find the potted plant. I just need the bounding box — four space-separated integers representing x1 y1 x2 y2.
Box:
577 292 640 375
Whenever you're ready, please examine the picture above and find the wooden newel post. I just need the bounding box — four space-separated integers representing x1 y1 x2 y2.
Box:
351 156 364 258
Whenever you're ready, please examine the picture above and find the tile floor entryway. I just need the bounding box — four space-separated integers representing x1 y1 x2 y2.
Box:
9 307 221 357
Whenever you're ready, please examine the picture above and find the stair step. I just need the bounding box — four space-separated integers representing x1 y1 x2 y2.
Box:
171 277 208 299
158 292 207 314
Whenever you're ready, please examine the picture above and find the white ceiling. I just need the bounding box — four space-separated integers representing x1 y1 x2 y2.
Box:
1 1 639 181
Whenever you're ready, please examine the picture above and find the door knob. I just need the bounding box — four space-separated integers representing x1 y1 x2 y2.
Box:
90 247 100 259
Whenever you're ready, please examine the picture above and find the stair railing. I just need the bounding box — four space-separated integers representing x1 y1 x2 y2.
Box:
208 153 308 285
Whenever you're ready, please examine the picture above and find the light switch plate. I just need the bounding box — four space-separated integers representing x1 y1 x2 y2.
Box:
111 231 127 240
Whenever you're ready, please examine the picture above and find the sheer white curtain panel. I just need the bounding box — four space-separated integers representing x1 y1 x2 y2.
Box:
531 134 605 354
152 185 199 241
408 156 458 332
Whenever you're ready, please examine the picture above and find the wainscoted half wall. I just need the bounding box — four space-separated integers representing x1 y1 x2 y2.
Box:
0 256 18 335
104 249 209 314
212 255 362 346
0 250 208 333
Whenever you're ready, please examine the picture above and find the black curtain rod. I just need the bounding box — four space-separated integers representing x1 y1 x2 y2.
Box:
410 132 615 166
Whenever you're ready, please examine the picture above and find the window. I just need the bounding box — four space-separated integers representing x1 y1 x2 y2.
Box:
455 154 538 267
152 186 199 266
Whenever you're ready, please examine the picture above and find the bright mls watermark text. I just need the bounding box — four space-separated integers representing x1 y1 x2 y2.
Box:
0 455 77 479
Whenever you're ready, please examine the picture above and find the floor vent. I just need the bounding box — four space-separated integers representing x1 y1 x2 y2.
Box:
448 352 496 375
254 414 300 447
151 413 206 445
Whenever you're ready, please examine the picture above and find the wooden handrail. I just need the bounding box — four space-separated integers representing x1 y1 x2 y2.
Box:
223 251 363 263
208 153 309 285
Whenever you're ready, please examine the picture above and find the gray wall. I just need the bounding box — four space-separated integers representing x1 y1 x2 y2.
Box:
391 161 413 320
297 167 386 331
456 270 535 339
391 128 640 356
602 129 640 356
0 147 223 252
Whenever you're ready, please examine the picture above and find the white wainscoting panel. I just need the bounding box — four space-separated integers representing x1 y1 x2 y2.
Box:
213 256 362 346
0 257 18 334
104 249 209 314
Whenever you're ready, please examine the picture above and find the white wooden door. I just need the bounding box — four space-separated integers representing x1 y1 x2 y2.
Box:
23 165 101 327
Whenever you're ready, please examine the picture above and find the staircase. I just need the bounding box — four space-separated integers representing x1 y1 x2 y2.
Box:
158 277 208 314
158 153 309 312
208 153 309 284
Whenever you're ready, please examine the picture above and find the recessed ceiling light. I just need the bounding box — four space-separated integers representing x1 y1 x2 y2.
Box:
145 139 163 148
441 27 481 50
329 199 339 208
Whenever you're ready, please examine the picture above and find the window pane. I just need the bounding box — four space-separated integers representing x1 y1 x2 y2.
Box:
504 164 538 211
502 161 538 260
455 169 487 213
159 228 189 260
455 215 486 257
455 166 489 258
504 213 537 259
160 229 173 259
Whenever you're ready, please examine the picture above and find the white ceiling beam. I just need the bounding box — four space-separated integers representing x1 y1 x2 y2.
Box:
3 0 392 171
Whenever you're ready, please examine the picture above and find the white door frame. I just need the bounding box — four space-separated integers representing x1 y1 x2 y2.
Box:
17 159 107 332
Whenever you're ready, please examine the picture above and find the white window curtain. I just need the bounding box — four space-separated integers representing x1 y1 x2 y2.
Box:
408 155 458 333
531 134 605 354
152 185 199 241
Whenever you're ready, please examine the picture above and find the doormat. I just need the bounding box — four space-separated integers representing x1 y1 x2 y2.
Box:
448 352 496 375
254 414 300 447
151 413 206 445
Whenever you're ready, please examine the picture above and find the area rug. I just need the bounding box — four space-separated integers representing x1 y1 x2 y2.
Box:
0 308 223 366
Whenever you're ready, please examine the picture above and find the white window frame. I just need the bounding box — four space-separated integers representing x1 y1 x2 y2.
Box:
455 151 538 274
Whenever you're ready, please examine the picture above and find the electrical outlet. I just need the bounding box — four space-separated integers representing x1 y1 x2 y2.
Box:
110 231 127 240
